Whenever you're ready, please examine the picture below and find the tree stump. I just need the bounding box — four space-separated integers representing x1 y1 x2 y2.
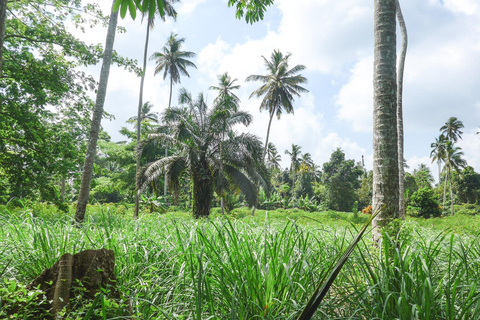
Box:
27 248 117 319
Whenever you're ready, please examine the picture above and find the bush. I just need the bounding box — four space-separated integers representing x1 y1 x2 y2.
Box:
407 187 441 218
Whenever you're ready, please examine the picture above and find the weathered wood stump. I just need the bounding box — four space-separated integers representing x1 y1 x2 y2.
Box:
27 248 117 319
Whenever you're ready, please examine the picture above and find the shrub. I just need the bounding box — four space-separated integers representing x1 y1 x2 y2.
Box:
407 187 441 218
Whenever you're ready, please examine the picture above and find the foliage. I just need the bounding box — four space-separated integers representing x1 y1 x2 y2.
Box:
407 187 442 218
142 89 269 217
453 166 480 204
322 149 363 211
356 170 373 209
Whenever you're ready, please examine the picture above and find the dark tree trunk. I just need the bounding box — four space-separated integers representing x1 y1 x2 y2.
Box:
75 2 118 223
372 0 399 242
192 156 212 218
263 109 275 160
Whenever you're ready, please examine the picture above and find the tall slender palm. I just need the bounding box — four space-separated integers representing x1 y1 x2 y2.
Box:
142 89 268 217
134 0 178 218
430 134 448 184
443 142 467 215
285 144 302 190
209 72 241 108
246 50 308 159
440 117 464 143
150 33 197 110
396 0 408 219
75 2 118 223
150 33 197 196
372 0 399 242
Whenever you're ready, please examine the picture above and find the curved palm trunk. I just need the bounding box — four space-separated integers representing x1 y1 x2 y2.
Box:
0 0 7 77
263 109 275 160
75 2 118 223
192 156 213 218
396 0 408 219
134 19 152 219
448 167 454 216
372 0 399 242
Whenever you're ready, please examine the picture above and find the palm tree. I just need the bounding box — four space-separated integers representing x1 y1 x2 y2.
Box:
246 50 308 159
396 0 408 219
150 33 197 197
150 33 197 110
141 89 268 218
372 0 399 242
134 0 178 218
266 142 281 170
285 144 302 191
442 142 467 215
440 117 464 143
430 134 448 184
75 2 118 223
209 72 241 108
128 101 159 128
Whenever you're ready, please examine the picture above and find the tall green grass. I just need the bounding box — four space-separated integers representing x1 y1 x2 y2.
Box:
1 206 480 319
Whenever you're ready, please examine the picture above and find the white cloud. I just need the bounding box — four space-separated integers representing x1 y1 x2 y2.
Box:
178 0 207 16
335 56 373 132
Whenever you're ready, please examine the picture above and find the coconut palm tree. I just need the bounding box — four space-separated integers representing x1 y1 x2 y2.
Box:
442 142 467 215
266 142 281 170
141 88 268 218
372 0 399 241
246 50 308 159
134 0 178 218
150 33 197 197
285 144 302 190
150 33 197 110
128 101 159 128
209 72 241 108
75 2 118 223
440 117 464 143
430 134 448 184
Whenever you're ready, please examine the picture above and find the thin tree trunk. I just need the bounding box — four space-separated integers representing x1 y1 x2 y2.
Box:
0 0 6 77
263 109 275 160
372 0 399 242
75 2 118 223
449 167 454 216
134 19 152 219
164 78 174 196
396 0 407 219
61 174 66 202
437 160 442 185
443 170 447 212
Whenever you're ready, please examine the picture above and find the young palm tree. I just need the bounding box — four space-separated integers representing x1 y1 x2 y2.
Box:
430 134 448 184
246 50 308 159
209 72 241 108
141 89 268 218
440 117 464 143
134 0 179 218
128 101 159 127
266 142 281 170
285 144 302 191
442 142 467 215
150 33 197 197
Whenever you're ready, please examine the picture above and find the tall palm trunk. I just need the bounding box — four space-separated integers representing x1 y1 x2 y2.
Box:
396 0 407 219
448 167 454 216
263 109 275 160
372 0 399 242
134 19 152 219
0 0 6 77
437 160 442 185
164 77 174 197
75 2 118 223
192 156 212 218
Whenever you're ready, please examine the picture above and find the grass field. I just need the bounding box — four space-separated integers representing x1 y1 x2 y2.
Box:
1 204 480 319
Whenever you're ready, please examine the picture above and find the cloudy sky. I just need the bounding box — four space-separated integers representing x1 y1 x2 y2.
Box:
77 0 480 180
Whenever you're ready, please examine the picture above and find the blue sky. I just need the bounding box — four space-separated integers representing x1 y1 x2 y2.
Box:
77 0 480 180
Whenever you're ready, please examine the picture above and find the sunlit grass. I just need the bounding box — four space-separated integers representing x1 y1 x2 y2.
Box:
1 204 479 319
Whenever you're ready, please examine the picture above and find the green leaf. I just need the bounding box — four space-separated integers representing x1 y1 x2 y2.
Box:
120 1 128 19
128 0 137 19
113 0 123 13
